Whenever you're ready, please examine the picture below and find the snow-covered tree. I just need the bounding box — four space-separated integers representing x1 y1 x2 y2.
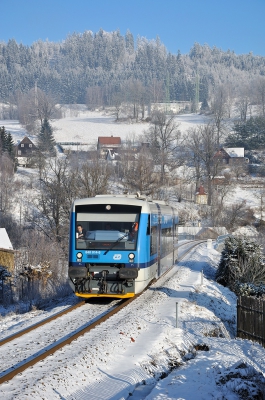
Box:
37 118 56 155
216 236 265 293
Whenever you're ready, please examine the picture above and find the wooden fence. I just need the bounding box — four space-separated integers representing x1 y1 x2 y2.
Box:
237 296 265 348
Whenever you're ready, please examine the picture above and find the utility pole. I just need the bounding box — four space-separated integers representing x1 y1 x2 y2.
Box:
195 74 200 113
164 72 170 113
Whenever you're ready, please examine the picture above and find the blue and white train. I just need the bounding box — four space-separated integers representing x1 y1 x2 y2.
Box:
68 194 178 299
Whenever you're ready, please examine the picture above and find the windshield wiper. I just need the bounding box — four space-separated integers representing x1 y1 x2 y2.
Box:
103 232 129 255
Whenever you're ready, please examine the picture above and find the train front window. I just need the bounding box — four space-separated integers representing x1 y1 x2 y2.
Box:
75 212 140 251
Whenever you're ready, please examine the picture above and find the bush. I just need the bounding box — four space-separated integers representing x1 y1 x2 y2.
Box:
216 236 265 294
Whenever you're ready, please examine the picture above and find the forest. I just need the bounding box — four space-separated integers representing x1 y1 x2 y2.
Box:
1 29 265 111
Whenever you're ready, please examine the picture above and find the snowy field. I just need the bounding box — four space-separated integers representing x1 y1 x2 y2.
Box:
0 108 209 148
0 244 265 399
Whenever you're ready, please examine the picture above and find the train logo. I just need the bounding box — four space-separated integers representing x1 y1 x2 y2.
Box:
113 254 122 260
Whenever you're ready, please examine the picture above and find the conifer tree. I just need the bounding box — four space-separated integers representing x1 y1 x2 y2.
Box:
216 236 265 290
37 118 56 155
0 126 8 152
0 126 15 159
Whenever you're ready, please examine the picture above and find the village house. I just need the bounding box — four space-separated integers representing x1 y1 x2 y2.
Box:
213 147 247 172
15 136 39 167
0 228 14 273
195 185 208 205
97 136 121 159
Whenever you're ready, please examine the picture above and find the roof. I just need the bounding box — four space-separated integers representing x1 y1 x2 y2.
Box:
16 136 36 147
196 185 207 195
223 147 244 158
178 226 228 236
0 228 13 250
98 136 121 145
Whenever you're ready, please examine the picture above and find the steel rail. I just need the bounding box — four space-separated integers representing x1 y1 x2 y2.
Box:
0 296 137 384
0 301 85 347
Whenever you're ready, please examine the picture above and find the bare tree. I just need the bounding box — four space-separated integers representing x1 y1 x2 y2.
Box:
209 85 228 146
111 92 124 121
0 154 14 213
70 155 112 198
122 147 159 195
235 83 253 122
18 87 61 134
147 110 181 185
254 76 265 117
224 200 254 230
184 124 219 205
34 156 71 244
86 85 104 110
148 78 164 104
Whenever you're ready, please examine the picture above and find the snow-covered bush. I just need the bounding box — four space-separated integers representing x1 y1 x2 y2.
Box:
216 235 265 294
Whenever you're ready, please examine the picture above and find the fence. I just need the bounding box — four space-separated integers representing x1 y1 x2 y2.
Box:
237 296 265 348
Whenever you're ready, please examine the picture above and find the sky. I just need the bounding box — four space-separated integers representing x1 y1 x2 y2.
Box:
1 0 265 56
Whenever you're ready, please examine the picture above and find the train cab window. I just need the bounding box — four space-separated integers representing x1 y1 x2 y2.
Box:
75 210 140 251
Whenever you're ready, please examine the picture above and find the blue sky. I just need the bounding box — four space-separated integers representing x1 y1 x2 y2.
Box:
1 0 265 56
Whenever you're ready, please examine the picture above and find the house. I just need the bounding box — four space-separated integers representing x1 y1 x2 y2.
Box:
15 136 39 167
178 226 228 240
195 185 208 205
97 136 121 159
0 228 14 273
213 147 247 172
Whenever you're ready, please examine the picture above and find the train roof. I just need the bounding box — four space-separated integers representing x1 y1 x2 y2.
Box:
71 194 177 213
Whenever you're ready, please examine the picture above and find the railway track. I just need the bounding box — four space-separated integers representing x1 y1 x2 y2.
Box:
0 240 205 385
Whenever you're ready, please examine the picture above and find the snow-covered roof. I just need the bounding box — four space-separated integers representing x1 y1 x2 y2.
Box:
232 225 259 237
223 147 244 158
178 226 228 236
0 228 13 250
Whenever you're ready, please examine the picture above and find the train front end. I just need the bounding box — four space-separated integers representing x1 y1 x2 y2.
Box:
68 196 145 298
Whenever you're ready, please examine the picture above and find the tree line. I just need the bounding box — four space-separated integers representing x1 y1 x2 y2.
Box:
1 31 265 113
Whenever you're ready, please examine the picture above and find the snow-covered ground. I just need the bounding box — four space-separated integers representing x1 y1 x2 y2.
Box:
0 244 265 399
0 109 208 148
1 110 265 398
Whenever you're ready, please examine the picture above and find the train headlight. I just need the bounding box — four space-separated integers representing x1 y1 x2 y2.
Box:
128 253 135 263
76 252 83 261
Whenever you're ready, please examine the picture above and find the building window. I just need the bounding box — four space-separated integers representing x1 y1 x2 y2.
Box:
29 144 32 148
21 144 24 147
18 150 21 155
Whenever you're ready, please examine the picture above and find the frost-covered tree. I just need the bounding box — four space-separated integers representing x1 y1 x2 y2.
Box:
147 110 181 185
37 118 56 155
216 236 265 291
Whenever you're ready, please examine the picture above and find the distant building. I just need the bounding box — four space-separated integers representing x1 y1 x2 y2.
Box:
151 101 192 114
214 147 247 169
97 136 121 159
0 228 14 273
195 185 208 205
178 226 228 240
15 136 39 167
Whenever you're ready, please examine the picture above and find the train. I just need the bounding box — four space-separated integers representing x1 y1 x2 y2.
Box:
68 194 179 299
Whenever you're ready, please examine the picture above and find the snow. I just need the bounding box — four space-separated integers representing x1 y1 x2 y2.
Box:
0 109 265 398
0 228 13 250
1 110 208 148
232 225 259 237
0 244 265 399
